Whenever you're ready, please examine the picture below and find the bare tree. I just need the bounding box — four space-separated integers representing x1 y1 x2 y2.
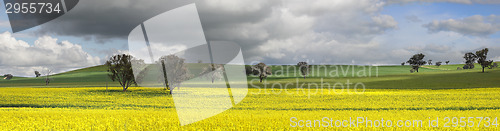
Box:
44 69 52 85
297 62 309 79
158 55 191 94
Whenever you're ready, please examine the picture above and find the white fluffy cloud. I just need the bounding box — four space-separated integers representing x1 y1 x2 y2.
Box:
423 15 500 37
0 32 100 77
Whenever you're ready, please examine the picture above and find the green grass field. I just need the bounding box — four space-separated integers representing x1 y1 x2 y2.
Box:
0 63 499 130
1 63 496 88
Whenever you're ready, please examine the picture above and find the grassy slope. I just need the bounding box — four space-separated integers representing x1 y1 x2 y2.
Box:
0 63 499 130
0 65 116 87
251 63 500 89
1 63 498 89
268 65 441 78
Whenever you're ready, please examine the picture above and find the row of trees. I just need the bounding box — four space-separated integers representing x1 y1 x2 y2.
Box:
107 54 310 92
103 47 496 92
405 48 495 73
107 54 277 92
427 60 449 67
105 54 192 94
464 48 494 72
402 59 449 68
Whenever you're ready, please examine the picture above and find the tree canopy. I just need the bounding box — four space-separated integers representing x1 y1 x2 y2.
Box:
105 54 136 92
463 52 477 69
407 53 426 72
3 74 13 80
297 62 309 79
435 61 442 67
475 48 492 73
158 55 191 94
34 71 41 77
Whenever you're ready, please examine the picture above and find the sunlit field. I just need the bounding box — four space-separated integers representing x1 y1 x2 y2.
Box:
1 87 500 130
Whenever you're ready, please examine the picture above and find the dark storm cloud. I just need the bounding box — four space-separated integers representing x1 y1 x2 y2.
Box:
37 0 197 41
35 0 402 65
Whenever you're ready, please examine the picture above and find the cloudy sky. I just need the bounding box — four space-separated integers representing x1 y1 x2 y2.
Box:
1 0 500 76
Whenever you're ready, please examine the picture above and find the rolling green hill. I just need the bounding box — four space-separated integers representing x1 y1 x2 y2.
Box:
1 63 498 89
0 65 115 87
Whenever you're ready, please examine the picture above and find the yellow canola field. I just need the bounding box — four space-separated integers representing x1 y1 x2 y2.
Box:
0 87 499 130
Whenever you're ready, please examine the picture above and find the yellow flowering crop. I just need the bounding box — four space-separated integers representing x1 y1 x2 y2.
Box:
0 87 499 130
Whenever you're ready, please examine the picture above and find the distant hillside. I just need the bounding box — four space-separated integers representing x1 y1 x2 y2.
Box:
0 65 117 87
1 63 498 87
54 65 108 76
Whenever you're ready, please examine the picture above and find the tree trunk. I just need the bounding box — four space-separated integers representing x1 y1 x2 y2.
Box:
483 67 485 73
169 87 175 94
259 76 263 83
122 84 127 92
122 81 127 92
45 77 49 85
